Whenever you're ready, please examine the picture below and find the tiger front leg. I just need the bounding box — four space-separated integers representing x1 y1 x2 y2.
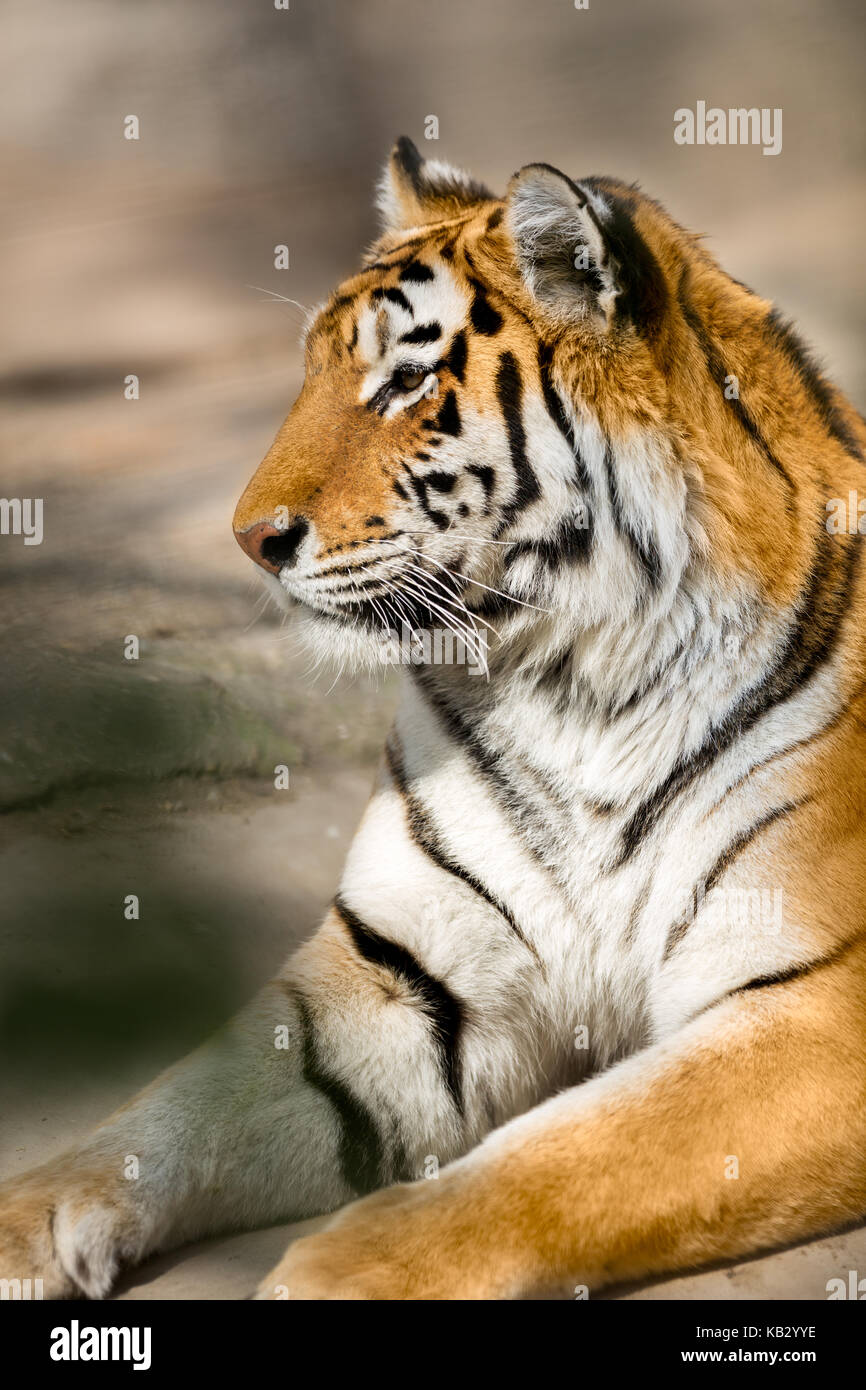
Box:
0 883 519 1299
0 979 352 1300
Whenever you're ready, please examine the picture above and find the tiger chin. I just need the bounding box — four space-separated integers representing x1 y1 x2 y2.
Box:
2 137 865 1302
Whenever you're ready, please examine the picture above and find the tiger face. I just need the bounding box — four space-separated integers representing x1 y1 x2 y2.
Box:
234 137 864 683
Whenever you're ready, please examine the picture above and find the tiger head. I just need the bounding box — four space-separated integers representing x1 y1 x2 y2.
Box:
233 137 863 683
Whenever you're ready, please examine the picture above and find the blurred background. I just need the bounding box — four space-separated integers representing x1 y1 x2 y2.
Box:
1 0 863 1297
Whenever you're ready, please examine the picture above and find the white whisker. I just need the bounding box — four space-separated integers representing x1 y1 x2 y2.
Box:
247 285 312 315
376 537 553 616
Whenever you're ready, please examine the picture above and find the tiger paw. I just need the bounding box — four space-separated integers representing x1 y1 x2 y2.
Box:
254 1169 516 1301
0 1163 137 1300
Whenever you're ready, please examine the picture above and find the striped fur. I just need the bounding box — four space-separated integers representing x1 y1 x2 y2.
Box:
3 139 865 1300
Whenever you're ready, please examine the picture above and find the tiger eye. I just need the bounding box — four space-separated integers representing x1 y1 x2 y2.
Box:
398 368 427 391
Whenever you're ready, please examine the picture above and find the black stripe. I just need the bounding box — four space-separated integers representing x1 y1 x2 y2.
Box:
386 739 538 961
399 259 435 284
321 291 355 317
334 894 465 1114
537 343 591 491
367 228 433 262
363 255 415 274
698 933 862 1017
764 308 863 461
400 321 441 345
424 470 457 493
678 268 797 497
703 801 805 899
410 666 553 866
603 440 662 589
316 568 413 598
382 286 413 313
495 351 540 533
505 509 593 569
738 963 816 993
289 985 384 1195
316 550 400 579
465 588 525 621
426 388 461 436
469 278 503 335
443 330 467 383
467 462 495 511
555 511 595 564
404 466 449 529
617 523 860 865
663 800 803 962
715 668 866 804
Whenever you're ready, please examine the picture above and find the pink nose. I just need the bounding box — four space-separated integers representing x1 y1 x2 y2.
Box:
233 518 308 573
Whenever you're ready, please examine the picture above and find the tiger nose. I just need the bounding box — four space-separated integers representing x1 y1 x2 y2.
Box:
234 517 309 573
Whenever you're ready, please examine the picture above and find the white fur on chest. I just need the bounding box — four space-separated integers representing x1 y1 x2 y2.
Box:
340 632 845 1075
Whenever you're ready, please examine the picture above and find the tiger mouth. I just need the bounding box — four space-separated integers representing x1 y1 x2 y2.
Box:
273 546 501 672
281 545 475 633
304 587 465 639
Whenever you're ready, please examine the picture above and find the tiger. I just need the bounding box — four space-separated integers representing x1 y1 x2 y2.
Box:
2 136 865 1301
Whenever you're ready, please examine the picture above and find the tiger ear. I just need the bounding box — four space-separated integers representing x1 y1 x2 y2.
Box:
377 136 494 232
505 163 620 327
